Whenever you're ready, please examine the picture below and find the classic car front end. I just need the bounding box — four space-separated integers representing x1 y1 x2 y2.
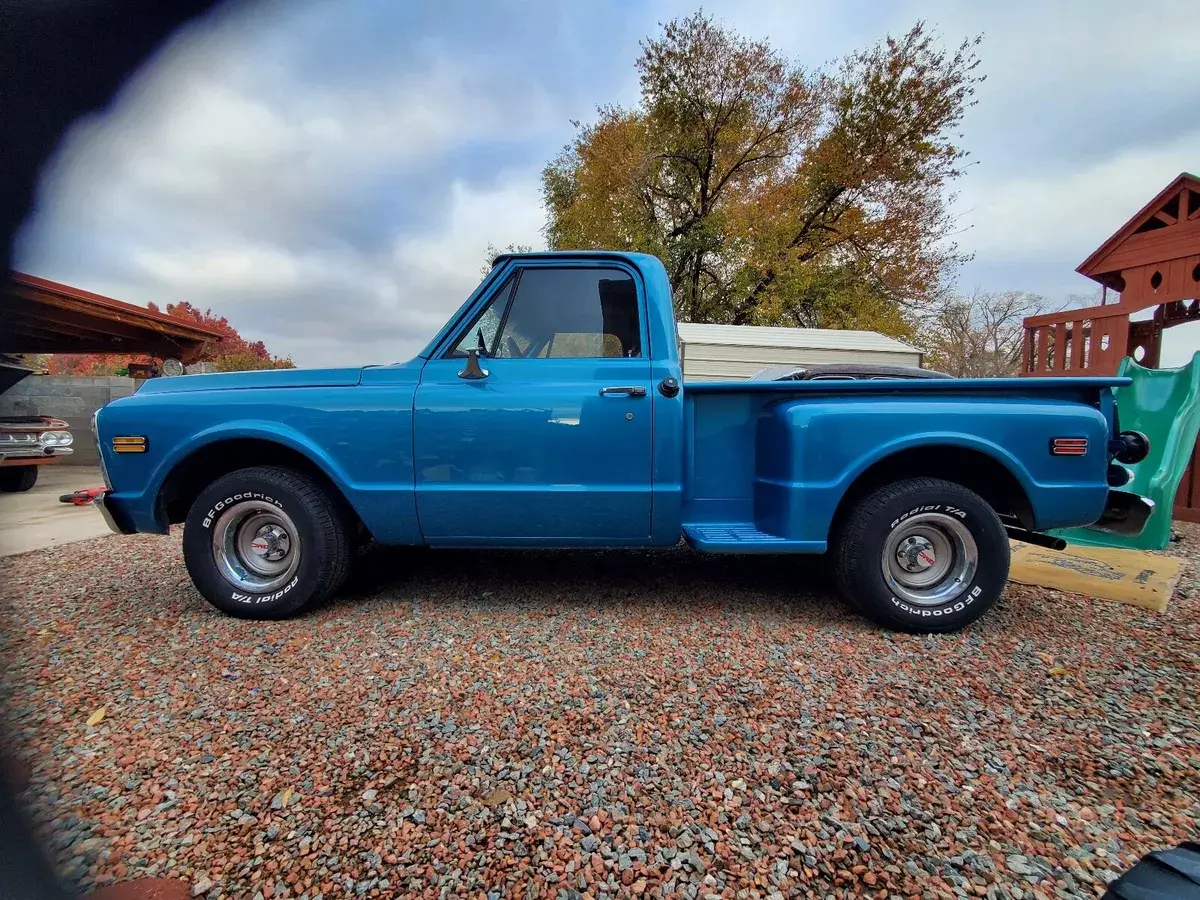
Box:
0 415 74 492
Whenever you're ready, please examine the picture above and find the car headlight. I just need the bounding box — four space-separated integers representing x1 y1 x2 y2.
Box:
40 432 59 445
55 431 73 446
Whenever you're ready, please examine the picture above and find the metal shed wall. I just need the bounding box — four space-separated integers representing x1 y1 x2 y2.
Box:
676 323 922 381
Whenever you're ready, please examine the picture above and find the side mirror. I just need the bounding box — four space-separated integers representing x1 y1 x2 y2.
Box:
458 346 489 380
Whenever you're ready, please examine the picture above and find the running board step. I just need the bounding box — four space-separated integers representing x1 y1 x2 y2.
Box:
682 523 823 553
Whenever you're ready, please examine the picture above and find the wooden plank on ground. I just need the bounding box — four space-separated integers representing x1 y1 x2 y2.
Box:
1008 540 1184 613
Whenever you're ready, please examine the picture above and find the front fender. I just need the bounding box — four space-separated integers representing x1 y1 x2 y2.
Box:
97 380 422 543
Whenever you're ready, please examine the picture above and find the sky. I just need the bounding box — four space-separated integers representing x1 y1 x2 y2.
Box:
14 0 1200 367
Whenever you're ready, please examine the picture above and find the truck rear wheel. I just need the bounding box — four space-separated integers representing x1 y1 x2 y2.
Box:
182 466 352 619
0 466 38 493
833 477 1010 633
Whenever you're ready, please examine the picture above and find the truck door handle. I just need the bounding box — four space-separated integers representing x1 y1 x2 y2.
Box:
599 386 647 398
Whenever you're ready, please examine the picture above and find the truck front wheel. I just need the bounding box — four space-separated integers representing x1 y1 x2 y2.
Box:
833 477 1010 633
182 466 352 619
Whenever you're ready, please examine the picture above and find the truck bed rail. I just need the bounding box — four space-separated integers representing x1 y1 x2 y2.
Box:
684 376 1131 394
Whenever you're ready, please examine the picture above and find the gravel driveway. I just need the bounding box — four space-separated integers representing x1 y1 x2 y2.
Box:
2 529 1197 900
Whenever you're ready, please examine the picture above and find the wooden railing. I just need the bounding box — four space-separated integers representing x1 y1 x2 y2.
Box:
1021 307 1131 376
1022 303 1200 526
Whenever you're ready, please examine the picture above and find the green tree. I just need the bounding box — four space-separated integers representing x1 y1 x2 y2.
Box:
542 14 983 340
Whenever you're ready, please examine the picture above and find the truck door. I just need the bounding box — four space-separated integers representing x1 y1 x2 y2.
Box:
413 262 653 543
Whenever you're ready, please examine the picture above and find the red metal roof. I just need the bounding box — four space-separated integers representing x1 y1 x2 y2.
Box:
2 271 223 363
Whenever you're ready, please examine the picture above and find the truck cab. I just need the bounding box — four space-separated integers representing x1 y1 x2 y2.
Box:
94 251 1151 632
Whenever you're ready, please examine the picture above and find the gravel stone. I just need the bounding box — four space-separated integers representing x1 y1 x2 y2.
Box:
1007 854 1035 876
3 532 1199 898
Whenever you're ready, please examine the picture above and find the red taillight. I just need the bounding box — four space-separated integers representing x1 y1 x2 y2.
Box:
1051 438 1088 456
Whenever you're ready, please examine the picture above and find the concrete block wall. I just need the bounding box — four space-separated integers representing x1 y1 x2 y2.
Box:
0 376 137 465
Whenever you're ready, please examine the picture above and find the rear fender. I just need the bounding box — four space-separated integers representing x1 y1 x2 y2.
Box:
755 396 1110 541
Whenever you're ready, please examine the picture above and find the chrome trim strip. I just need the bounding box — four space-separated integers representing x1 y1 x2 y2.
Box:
0 447 73 460
93 411 112 489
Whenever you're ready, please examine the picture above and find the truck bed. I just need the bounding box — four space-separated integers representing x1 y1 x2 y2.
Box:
681 376 1128 552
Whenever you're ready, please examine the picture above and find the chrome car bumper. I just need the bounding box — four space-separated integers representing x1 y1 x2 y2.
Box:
0 447 73 463
94 491 134 535
1091 490 1155 536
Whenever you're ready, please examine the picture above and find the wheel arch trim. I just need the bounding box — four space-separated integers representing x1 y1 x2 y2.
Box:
838 433 1037 499
826 433 1038 537
149 422 358 525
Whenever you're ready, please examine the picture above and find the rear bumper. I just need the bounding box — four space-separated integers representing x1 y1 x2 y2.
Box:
1091 489 1155 536
94 491 136 535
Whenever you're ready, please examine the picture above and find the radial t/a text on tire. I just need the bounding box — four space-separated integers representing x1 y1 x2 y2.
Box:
182 466 352 619
833 477 1010 633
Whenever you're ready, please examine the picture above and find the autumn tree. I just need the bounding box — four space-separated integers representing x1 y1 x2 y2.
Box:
46 301 295 375
156 301 295 372
542 15 983 339
918 289 1052 377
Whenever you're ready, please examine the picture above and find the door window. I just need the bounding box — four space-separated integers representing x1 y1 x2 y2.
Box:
452 274 514 357
450 267 641 359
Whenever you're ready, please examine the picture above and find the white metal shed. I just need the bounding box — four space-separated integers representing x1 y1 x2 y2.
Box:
676 323 923 381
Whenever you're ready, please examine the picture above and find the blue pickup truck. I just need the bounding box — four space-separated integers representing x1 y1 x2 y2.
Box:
93 252 1152 632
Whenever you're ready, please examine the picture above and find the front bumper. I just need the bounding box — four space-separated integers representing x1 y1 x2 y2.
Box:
1091 489 1155 536
0 447 73 465
94 491 135 535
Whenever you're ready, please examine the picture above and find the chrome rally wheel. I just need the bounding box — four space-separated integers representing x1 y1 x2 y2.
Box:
211 501 302 594
882 511 978 607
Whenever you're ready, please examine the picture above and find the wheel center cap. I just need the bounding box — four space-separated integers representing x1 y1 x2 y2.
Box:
896 536 935 573
250 524 290 562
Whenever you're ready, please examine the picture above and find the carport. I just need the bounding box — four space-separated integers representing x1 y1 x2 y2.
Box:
2 269 225 464
0 272 225 554
2 271 222 362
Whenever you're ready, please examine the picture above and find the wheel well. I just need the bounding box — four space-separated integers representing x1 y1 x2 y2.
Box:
831 446 1034 535
158 438 364 533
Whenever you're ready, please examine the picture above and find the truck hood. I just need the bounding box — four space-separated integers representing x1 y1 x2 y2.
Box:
134 367 363 395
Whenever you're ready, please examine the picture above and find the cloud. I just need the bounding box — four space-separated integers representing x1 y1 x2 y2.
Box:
22 44 549 249
954 131 1200 265
14 0 574 367
395 180 546 283
12 0 1199 370
46 173 545 368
